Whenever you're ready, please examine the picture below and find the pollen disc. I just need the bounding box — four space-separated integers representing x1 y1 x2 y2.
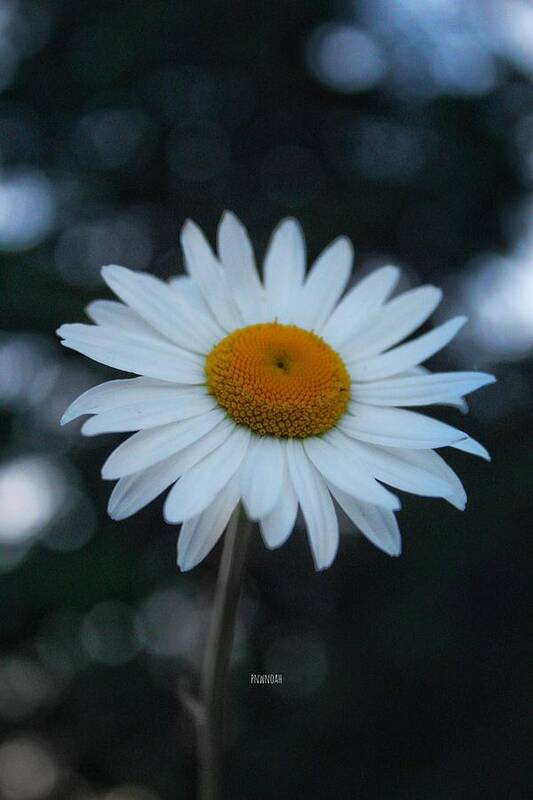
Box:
205 322 350 438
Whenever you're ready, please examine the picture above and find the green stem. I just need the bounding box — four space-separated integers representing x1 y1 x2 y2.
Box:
196 503 250 800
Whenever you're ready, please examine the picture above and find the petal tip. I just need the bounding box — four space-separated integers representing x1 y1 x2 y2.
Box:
163 504 181 525
334 234 353 253
80 419 96 436
101 464 116 480
177 548 197 572
384 264 401 279
219 210 247 241
280 215 300 229
314 559 333 572
102 264 136 290
220 209 237 224
180 218 196 238
386 536 402 556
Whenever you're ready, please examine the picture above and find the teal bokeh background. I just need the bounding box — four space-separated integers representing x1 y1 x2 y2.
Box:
0 1 532 798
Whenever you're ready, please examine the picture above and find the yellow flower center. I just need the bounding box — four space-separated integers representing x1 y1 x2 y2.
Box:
205 322 351 438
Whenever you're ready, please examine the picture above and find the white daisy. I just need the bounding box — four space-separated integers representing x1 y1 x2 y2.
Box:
57 212 495 571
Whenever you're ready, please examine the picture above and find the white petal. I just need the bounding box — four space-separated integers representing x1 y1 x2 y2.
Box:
177 476 241 571
168 275 213 318
402 366 469 413
259 461 298 549
81 391 216 435
441 395 468 413
330 437 456 499
341 404 469 449
108 461 180 521
86 300 161 338
294 237 353 331
57 323 205 384
101 409 229 479
217 211 266 324
263 218 305 323
239 436 285 520
348 316 467 381
286 440 339 570
102 265 223 353
60 317 163 348
352 371 495 408
328 484 401 556
386 448 467 510
164 425 251 522
61 377 179 425
451 436 491 461
180 219 242 331
342 285 442 360
108 421 235 519
303 431 401 510
321 266 400 348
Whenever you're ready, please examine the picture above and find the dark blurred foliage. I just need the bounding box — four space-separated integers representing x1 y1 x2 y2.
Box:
0 1 532 798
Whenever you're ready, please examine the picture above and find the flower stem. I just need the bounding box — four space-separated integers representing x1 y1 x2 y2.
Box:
196 503 250 800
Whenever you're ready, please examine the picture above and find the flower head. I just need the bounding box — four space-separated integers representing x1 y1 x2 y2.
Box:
57 212 495 571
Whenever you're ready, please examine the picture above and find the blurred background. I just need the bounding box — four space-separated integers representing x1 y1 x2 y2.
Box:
0 0 532 798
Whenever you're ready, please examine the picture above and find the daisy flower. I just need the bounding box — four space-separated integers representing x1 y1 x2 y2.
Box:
57 213 495 571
